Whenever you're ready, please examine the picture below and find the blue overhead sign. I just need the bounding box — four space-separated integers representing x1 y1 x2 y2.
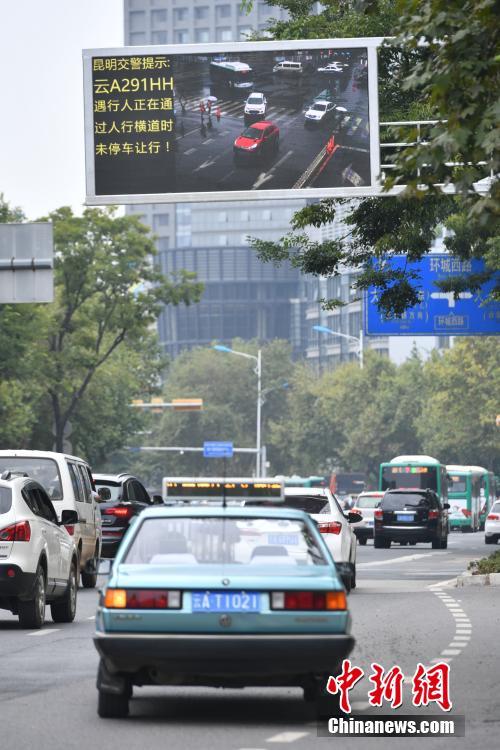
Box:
364 255 500 336
203 441 234 458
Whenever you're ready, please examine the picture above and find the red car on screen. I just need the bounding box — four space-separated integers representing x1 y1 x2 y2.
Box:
233 121 279 163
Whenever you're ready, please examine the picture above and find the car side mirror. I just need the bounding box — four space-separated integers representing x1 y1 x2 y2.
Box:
347 512 363 523
152 495 164 505
443 503 450 510
60 509 79 525
97 487 112 501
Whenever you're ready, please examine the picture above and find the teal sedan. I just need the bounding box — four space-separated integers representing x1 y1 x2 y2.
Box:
94 505 354 717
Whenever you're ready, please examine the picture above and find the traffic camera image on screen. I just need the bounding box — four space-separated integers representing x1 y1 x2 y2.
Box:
90 45 371 197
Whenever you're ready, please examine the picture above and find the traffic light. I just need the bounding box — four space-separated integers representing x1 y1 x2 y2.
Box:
172 398 203 412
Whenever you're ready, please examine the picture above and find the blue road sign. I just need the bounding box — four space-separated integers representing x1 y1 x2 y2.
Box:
203 441 234 458
364 255 500 336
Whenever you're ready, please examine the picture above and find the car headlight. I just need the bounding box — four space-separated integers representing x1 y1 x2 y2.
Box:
248 143 259 150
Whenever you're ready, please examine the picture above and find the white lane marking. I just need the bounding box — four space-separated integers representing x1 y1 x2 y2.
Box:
441 649 461 656
428 577 458 588
183 148 196 155
251 149 293 189
266 732 309 743
430 657 452 663
358 553 438 567
27 629 61 636
87 615 96 620
202 138 214 145
456 629 472 634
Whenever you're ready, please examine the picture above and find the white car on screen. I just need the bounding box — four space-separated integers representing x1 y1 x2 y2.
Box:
485 500 500 545
283 487 360 592
350 491 384 545
304 99 337 125
244 92 267 118
317 62 348 73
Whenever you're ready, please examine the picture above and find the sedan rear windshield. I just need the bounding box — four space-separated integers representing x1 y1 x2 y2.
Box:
0 458 62 501
124 517 327 566
357 496 382 509
490 502 500 514
382 493 432 510
283 496 330 514
0 487 12 514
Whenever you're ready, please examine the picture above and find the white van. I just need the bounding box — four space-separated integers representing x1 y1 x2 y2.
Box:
0 450 102 588
272 60 303 75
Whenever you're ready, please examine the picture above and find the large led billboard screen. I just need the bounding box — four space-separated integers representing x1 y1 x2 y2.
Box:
83 39 382 204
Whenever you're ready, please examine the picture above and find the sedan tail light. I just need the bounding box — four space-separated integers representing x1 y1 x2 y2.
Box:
271 591 346 611
374 509 383 520
487 513 500 521
103 588 181 609
428 510 439 519
317 521 342 535
0 520 31 542
102 505 135 519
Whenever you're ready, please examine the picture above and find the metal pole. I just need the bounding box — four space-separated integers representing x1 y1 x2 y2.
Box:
256 349 262 476
359 328 364 370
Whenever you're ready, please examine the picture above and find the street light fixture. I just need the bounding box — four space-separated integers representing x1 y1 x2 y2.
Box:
213 344 262 476
313 324 364 369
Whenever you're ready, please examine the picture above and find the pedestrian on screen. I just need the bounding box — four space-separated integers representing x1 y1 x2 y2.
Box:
207 100 212 114
216 106 221 123
207 114 213 130
199 100 205 119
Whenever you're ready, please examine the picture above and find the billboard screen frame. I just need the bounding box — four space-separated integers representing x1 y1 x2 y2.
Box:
83 37 383 205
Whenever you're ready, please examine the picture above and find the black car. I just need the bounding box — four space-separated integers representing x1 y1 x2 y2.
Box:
374 489 450 549
93 473 163 558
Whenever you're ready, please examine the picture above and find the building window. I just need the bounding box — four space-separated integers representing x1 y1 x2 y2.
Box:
218 211 228 222
151 30 167 44
239 26 253 40
259 2 273 16
174 29 190 43
218 235 228 246
151 9 167 25
153 214 170 230
216 27 232 42
195 7 209 20
240 210 249 221
262 209 272 220
216 5 232 19
195 29 210 43
158 237 170 252
174 8 189 23
129 32 147 45
129 11 146 31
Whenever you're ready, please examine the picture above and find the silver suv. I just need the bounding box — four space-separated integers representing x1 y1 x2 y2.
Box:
0 473 79 628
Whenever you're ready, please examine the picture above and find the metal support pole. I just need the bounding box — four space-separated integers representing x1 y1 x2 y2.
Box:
256 349 262 477
359 328 364 370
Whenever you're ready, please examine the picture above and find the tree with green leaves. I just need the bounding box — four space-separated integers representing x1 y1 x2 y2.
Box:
42 206 203 453
250 0 499 315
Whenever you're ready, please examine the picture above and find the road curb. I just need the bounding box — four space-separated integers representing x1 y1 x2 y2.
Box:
456 572 500 587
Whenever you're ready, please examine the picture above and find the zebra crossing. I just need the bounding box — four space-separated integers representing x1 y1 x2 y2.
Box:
177 95 369 137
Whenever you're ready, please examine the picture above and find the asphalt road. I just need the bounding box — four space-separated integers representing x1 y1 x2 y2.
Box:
1 532 498 750
171 57 370 192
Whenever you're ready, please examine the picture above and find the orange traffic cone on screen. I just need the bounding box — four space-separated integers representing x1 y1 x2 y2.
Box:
326 135 335 155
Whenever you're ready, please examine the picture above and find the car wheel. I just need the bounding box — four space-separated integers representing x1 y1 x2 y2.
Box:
440 536 448 549
342 572 352 593
18 565 46 629
350 564 356 590
431 538 442 549
374 536 385 549
51 560 77 623
81 546 99 589
358 537 367 546
98 690 129 719
485 535 495 544
409 541 417 545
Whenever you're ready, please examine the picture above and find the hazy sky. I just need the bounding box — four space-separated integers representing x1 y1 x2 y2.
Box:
0 0 123 220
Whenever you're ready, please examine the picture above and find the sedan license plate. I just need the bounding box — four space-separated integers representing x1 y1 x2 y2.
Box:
268 533 299 545
192 591 261 613
365 520 374 527
397 513 414 522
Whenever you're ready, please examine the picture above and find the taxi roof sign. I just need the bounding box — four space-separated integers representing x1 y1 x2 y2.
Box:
162 477 284 503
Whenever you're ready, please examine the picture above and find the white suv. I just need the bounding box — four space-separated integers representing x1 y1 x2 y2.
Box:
0 451 102 588
283 487 360 592
0 472 79 628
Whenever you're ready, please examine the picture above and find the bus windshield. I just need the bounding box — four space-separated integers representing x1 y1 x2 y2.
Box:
381 465 438 492
448 475 467 494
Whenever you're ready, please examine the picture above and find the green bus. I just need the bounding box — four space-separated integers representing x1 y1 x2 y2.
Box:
447 466 498 531
379 455 448 504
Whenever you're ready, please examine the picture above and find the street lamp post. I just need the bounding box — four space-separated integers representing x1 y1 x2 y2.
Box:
313 325 364 369
214 345 262 476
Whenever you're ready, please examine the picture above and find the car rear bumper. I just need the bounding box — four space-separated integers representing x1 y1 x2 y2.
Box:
0 565 36 599
94 631 355 680
376 526 438 542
